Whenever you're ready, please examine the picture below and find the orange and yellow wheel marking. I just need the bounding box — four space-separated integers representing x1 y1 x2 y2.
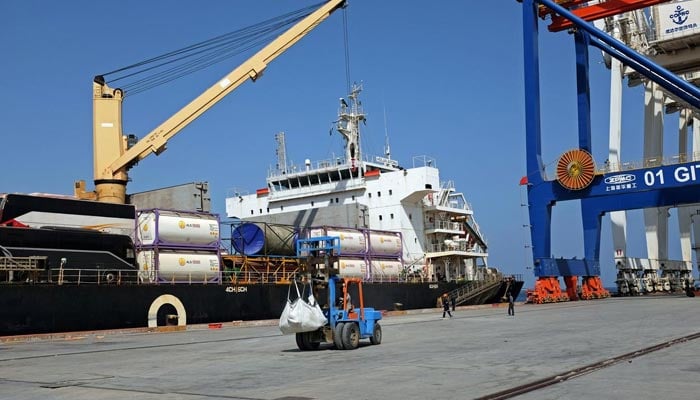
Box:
556 149 595 190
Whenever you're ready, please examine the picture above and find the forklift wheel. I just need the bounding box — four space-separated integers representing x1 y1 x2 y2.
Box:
306 332 320 350
296 332 309 351
333 323 345 350
342 322 360 350
370 323 382 345
296 332 320 351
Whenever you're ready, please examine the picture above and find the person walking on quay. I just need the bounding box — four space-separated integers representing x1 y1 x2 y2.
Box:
507 291 515 316
442 295 452 318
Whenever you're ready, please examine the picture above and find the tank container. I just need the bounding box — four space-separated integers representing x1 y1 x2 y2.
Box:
231 223 297 256
136 209 219 248
370 259 403 277
367 230 403 257
335 258 369 278
137 250 220 283
308 227 367 255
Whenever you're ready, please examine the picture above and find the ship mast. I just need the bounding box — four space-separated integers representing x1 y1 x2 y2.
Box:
275 131 288 174
336 83 365 171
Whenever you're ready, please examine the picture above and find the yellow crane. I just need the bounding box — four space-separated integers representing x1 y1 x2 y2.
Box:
75 0 346 204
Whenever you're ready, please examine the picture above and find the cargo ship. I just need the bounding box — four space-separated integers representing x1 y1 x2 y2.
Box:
0 2 521 336
223 84 522 309
0 85 522 336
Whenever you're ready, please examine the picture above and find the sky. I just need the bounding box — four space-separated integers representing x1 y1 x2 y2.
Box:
1 0 693 289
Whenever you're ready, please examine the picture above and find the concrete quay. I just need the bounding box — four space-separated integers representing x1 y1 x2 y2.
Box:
2 296 700 399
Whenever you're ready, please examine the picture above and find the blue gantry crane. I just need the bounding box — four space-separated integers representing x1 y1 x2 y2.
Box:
519 0 700 302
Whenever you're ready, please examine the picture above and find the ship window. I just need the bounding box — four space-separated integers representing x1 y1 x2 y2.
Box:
389 189 393 195
281 206 284 211
259 209 262 214
379 215 383 221
336 197 339 203
409 213 412 220
368 193 372 198
311 201 315 206
250 210 254 215
352 195 355 201
425 184 432 189
390 213 394 219
377 191 381 197
266 208 269 213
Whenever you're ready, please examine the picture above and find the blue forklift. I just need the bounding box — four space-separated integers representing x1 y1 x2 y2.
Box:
295 275 383 351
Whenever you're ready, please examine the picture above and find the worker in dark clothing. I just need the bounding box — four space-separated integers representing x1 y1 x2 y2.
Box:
686 279 696 297
442 295 452 318
507 292 515 316
451 296 456 312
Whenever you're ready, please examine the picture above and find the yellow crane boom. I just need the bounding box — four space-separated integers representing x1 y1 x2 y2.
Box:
76 0 346 203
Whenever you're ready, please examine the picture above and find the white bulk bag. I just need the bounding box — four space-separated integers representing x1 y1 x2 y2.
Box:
279 281 327 335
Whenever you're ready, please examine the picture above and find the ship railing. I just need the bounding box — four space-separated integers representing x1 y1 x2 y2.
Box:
425 219 487 247
428 242 484 253
50 268 228 285
437 181 474 211
268 156 349 177
542 151 700 179
225 269 298 285
426 220 463 231
51 268 140 285
446 274 503 305
366 274 404 283
155 272 223 285
508 274 523 282
269 179 367 200
53 268 297 285
267 153 390 179
0 256 48 284
412 155 437 168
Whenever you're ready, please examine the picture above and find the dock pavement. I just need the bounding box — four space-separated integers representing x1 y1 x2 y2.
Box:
2 296 700 399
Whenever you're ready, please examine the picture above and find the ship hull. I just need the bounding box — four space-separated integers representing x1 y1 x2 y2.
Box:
0 280 523 336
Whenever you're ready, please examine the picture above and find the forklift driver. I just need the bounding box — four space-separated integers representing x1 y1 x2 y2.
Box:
339 282 353 311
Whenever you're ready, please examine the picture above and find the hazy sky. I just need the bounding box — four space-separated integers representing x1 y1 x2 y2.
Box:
2 0 689 288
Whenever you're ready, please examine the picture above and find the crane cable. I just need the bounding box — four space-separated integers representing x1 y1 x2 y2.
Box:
99 2 326 97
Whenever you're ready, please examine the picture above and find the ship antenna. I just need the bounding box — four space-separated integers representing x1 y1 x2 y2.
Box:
275 132 288 174
383 104 391 159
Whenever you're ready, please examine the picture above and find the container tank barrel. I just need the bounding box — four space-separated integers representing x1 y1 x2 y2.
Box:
231 223 265 255
231 223 297 256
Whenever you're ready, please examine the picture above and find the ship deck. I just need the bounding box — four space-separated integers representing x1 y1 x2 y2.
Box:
2 296 699 399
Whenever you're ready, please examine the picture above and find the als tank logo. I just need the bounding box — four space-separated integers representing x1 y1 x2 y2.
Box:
671 5 690 25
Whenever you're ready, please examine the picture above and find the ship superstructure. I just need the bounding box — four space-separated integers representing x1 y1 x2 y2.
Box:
226 85 493 283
